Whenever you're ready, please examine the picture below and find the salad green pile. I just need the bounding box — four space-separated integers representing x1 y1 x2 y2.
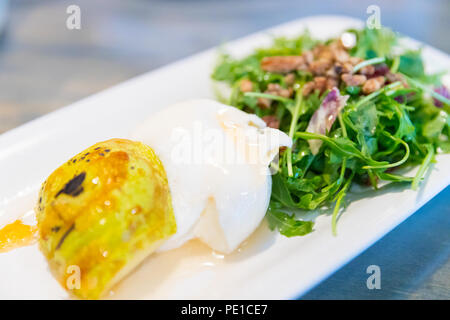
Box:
212 27 450 236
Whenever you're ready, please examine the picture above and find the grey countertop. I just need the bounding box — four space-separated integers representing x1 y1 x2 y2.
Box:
0 0 449 299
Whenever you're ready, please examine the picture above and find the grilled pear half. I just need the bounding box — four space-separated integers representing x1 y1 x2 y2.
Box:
36 138 176 299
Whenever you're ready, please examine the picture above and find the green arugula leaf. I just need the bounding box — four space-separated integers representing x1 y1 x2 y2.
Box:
212 25 449 238
267 204 314 237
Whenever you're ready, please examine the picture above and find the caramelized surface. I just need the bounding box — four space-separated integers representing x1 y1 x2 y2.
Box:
36 138 176 299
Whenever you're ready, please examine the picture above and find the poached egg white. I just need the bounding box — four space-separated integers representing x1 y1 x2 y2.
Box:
132 99 291 253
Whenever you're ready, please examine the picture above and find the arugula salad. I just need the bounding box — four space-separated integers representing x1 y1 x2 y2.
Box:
212 27 450 236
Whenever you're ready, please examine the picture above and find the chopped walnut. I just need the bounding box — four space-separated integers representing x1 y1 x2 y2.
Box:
385 72 404 84
341 73 367 86
265 83 293 98
262 115 280 129
302 77 329 96
359 65 375 76
333 48 350 63
335 61 353 74
329 40 346 51
257 97 271 109
302 81 315 96
348 56 363 66
284 73 296 86
313 45 334 61
239 79 253 92
257 41 393 99
309 59 332 76
326 78 339 90
326 66 339 79
313 77 327 92
302 50 314 64
261 56 306 73
362 76 385 94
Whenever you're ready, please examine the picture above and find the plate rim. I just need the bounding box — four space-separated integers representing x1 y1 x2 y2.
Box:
0 14 449 300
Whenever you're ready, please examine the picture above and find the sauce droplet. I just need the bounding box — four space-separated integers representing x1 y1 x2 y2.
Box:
0 220 38 253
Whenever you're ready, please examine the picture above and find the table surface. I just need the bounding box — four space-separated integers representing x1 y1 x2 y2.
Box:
0 0 449 299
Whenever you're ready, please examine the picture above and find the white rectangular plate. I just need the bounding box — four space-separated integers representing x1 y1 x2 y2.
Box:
0 15 449 299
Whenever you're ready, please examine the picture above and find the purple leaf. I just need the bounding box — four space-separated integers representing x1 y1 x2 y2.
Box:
434 86 450 108
371 64 389 78
306 87 349 155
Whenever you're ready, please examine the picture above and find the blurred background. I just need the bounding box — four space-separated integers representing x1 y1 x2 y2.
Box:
0 0 449 299
1 0 450 133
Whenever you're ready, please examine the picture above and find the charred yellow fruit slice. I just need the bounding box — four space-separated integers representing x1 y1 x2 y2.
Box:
36 138 176 299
